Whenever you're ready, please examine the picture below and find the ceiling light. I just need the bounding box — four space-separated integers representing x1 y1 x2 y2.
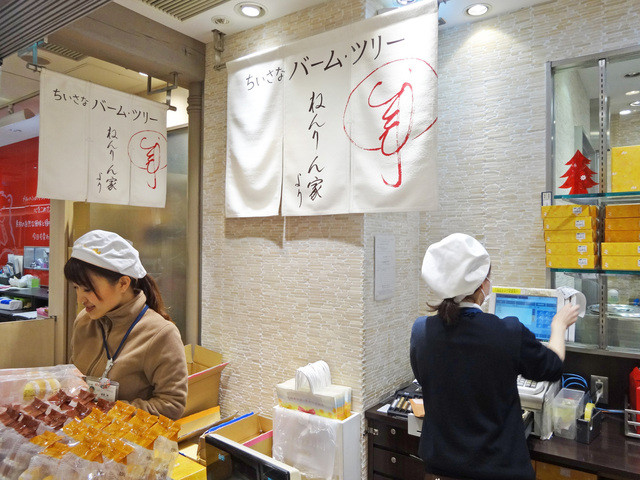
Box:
0 109 35 128
235 3 266 18
620 109 632 115
626 90 640 95
466 3 490 16
624 72 640 78
396 0 417 5
630 101 640 107
138 72 148 77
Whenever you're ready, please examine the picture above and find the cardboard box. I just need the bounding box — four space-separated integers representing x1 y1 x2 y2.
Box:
177 406 221 442
543 217 598 231
541 205 598 218
611 145 640 192
605 218 640 230
604 230 640 242
601 242 640 256
606 204 640 218
546 255 598 269
170 454 206 480
545 242 597 256
199 413 274 460
183 345 228 417
543 230 598 243
601 256 640 271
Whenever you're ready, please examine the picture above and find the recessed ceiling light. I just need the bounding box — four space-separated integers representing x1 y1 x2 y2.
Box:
466 3 490 16
235 2 266 18
630 101 640 107
620 109 632 115
626 90 640 95
624 72 640 78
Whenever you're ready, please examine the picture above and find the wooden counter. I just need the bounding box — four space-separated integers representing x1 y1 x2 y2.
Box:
528 416 640 480
366 402 640 480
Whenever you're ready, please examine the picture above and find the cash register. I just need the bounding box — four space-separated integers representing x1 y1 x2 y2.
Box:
489 286 583 437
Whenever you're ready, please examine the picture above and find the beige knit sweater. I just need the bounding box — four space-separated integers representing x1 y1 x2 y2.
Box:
70 291 188 420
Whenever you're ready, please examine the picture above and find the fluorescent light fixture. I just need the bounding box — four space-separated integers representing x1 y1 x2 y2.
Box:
0 109 35 128
138 72 148 77
620 109 632 115
626 90 640 95
235 2 266 18
466 3 490 16
630 101 640 107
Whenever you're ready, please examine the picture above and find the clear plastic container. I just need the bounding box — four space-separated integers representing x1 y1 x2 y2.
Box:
552 388 586 439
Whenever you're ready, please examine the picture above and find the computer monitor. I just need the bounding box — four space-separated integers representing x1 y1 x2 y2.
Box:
487 287 572 342
204 433 302 480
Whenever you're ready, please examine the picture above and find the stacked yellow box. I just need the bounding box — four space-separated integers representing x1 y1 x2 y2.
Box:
611 145 640 192
602 204 640 271
542 205 599 269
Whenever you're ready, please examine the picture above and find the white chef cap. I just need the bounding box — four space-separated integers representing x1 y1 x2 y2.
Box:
71 230 147 279
421 233 490 302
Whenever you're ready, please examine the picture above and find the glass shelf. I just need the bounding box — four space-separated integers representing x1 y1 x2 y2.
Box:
554 191 640 204
550 268 640 276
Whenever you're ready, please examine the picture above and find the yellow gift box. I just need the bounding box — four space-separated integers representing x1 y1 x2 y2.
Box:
605 218 640 230
545 242 597 256
541 205 598 218
601 256 640 271
543 217 598 231
601 242 640 256
611 145 640 192
546 255 598 269
604 230 640 242
544 230 598 243
606 204 640 218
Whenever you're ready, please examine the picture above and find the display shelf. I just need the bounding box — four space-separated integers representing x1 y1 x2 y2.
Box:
554 191 640 203
550 268 640 276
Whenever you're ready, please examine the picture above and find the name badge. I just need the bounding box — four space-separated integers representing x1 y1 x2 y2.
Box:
85 376 119 402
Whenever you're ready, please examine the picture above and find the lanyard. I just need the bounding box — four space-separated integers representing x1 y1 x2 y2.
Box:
99 304 148 378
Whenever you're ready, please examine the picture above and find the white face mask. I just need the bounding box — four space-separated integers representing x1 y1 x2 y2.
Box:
481 278 492 302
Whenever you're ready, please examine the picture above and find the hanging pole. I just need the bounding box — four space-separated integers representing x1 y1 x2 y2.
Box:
146 71 179 111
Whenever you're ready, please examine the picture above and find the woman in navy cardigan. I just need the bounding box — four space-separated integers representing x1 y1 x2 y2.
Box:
410 233 578 480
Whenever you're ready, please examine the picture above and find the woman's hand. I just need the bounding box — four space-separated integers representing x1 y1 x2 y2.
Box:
547 303 580 361
551 303 580 331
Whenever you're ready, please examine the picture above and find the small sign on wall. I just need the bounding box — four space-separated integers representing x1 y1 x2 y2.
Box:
374 234 395 301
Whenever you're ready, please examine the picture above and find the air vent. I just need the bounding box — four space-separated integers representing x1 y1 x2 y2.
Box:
140 0 230 21
0 0 110 62
40 43 87 61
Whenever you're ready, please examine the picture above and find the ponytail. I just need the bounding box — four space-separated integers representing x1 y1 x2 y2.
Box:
427 298 461 327
135 275 171 322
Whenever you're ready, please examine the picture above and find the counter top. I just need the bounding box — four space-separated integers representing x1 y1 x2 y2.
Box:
366 402 640 480
528 415 640 479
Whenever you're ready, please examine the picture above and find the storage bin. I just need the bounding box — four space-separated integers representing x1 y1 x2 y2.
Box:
552 388 586 440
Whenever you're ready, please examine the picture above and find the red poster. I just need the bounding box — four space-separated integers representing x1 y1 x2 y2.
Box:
0 137 50 285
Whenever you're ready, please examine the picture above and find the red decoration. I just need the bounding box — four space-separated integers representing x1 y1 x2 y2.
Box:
559 149 598 194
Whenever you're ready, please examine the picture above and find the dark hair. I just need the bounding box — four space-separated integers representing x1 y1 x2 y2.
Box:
427 298 460 327
427 266 492 327
64 257 171 322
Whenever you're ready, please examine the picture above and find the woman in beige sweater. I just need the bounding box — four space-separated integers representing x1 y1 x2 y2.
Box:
65 229 188 420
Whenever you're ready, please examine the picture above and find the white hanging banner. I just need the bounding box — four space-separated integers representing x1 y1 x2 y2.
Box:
37 69 168 207
226 48 284 217
347 5 439 212
282 38 351 216
225 0 438 217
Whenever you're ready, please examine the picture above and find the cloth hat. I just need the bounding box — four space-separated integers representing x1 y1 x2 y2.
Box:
421 233 490 302
71 230 147 279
